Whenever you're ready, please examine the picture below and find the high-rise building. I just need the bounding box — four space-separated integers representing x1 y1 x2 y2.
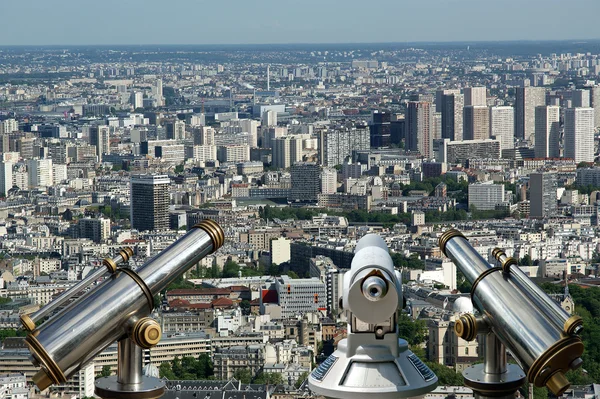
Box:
515 87 546 142
318 125 370 167
166 120 185 141
78 218 111 243
530 173 557 218
192 126 215 146
435 89 461 112
0 119 18 134
289 163 321 203
564 108 594 163
370 111 391 147
464 87 487 106
89 125 110 162
571 89 590 108
463 106 490 140
468 182 505 210
406 101 432 158
130 91 144 109
534 106 560 159
320 167 337 194
272 136 302 169
489 106 515 151
28 159 53 189
130 174 170 232
216 145 250 163
591 87 600 128
0 161 12 196
441 93 464 141
262 110 277 127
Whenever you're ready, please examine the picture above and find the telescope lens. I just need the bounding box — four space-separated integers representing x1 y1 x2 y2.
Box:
362 276 388 301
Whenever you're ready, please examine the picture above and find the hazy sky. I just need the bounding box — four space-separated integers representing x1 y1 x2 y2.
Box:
1 0 599 45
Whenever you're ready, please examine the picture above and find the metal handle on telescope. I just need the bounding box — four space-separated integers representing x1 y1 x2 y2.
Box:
20 248 134 332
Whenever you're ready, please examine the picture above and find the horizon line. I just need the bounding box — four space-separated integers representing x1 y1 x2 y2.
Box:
2 38 600 47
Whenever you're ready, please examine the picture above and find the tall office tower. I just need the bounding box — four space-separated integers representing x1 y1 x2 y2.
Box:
564 107 595 163
78 218 111 243
464 87 487 106
0 161 12 195
321 167 337 194
463 106 490 140
289 163 321 203
489 106 515 151
515 87 546 142
406 101 432 158
238 119 260 147
0 134 9 153
272 136 302 169
591 87 600 128
0 119 18 134
441 93 464 141
530 172 557 218
390 116 405 145
130 91 144 109
153 79 163 106
318 125 370 167
370 111 391 147
130 174 170 232
89 125 110 162
192 126 215 146
166 120 185 140
262 110 277 127
534 106 560 159
571 89 590 108
435 89 461 112
28 159 53 189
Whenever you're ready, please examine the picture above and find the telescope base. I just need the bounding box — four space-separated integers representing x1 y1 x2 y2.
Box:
463 363 526 399
95 375 165 399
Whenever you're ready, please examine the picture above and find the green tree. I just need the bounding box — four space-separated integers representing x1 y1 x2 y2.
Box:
98 365 112 378
424 362 464 385
519 254 533 266
222 260 240 278
295 371 309 388
397 313 427 346
287 270 300 279
234 368 252 384
159 362 176 380
253 372 284 385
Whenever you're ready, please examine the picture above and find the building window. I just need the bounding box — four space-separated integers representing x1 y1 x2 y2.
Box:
465 347 469 355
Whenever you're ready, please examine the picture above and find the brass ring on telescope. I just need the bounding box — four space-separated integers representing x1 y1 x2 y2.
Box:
454 313 478 341
527 335 584 396
491 247 504 260
119 268 155 310
193 219 225 252
438 229 466 257
501 257 518 274
25 333 67 388
119 247 134 262
470 267 503 303
564 315 583 335
103 257 118 273
131 317 162 349
20 313 36 332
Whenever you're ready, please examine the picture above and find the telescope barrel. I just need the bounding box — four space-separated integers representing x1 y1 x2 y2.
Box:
492 249 582 336
439 229 584 396
20 248 134 332
25 220 224 391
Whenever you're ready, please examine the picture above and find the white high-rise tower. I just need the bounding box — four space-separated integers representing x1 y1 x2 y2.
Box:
534 106 560 159
564 108 594 163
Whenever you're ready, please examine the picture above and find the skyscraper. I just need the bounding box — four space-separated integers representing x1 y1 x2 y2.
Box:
435 89 461 112
463 106 490 140
564 108 595 163
571 89 590 108
0 161 12 196
318 125 370 167
441 93 464 141
166 120 185 140
272 136 302 169
406 101 432 158
192 126 215 146
320 167 337 194
534 106 560 159
289 163 321 203
370 111 391 147
489 106 515 151
28 159 53 189
591 87 600 128
464 87 487 106
530 173 557 218
89 125 110 162
515 87 546 143
130 174 170 232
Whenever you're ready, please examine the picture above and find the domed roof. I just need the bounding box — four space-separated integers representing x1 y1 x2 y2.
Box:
452 297 473 314
142 364 160 378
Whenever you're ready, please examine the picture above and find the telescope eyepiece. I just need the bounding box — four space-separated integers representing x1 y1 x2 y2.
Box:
362 276 388 301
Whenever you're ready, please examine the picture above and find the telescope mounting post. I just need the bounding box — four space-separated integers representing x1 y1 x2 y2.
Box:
95 337 165 399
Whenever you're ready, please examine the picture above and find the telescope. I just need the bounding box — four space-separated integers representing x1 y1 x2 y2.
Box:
309 234 438 399
21 219 224 399
439 229 584 398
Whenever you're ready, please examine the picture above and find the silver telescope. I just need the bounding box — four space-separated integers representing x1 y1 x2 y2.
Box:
24 220 224 396
439 229 584 397
20 248 134 332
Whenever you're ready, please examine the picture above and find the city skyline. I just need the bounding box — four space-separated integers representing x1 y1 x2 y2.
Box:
2 0 600 45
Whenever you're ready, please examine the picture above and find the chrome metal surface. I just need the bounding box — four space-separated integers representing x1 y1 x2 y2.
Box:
95 375 165 399
484 333 506 375
135 226 216 294
118 339 142 385
443 235 492 284
28 267 108 325
362 276 387 301
27 270 151 382
463 363 526 399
